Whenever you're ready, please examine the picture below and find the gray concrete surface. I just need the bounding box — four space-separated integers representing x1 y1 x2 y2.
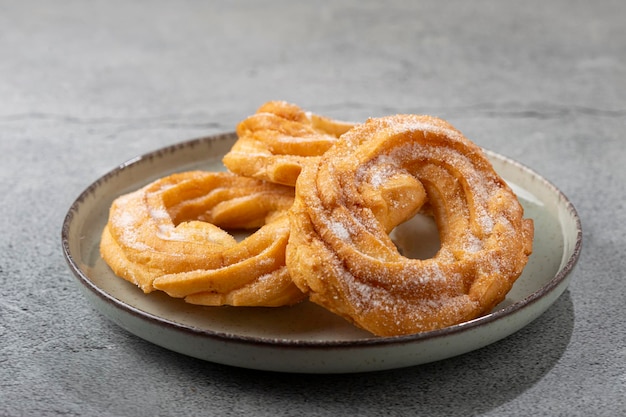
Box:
1 0 625 415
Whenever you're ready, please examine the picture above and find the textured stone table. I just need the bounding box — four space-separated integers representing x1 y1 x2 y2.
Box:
1 1 624 415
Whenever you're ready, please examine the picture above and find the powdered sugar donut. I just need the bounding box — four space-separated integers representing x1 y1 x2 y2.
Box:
100 170 305 307
223 101 355 186
286 115 534 336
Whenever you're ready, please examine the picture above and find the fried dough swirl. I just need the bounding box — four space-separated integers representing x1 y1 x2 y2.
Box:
286 115 534 336
100 171 305 307
222 101 355 186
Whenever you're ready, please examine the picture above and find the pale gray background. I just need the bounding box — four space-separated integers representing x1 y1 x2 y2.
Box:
1 1 624 416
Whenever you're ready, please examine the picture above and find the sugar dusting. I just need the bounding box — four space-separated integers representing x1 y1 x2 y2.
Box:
328 220 351 241
110 193 151 251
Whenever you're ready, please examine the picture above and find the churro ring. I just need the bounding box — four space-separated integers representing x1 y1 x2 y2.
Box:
100 170 305 306
222 101 356 186
287 115 534 336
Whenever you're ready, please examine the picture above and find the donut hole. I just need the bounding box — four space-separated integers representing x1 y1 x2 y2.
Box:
228 228 256 243
389 213 441 260
165 208 256 243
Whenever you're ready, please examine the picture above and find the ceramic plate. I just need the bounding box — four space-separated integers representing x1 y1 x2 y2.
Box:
62 132 582 373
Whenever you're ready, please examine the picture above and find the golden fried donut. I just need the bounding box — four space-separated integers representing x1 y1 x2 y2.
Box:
100 170 305 307
286 115 534 336
222 101 355 186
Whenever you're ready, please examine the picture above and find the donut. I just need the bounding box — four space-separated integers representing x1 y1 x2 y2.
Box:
222 101 356 186
286 115 534 336
100 170 305 307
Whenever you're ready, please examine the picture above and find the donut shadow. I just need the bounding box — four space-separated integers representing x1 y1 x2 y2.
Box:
174 289 574 415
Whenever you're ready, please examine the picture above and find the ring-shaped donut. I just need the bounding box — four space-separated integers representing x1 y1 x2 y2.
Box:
100 171 305 306
286 115 534 336
223 101 355 186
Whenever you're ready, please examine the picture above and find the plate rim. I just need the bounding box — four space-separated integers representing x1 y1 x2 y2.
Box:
61 132 583 351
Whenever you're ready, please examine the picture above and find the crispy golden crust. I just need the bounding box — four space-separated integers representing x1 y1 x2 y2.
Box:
222 101 355 186
100 170 305 306
286 115 534 336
